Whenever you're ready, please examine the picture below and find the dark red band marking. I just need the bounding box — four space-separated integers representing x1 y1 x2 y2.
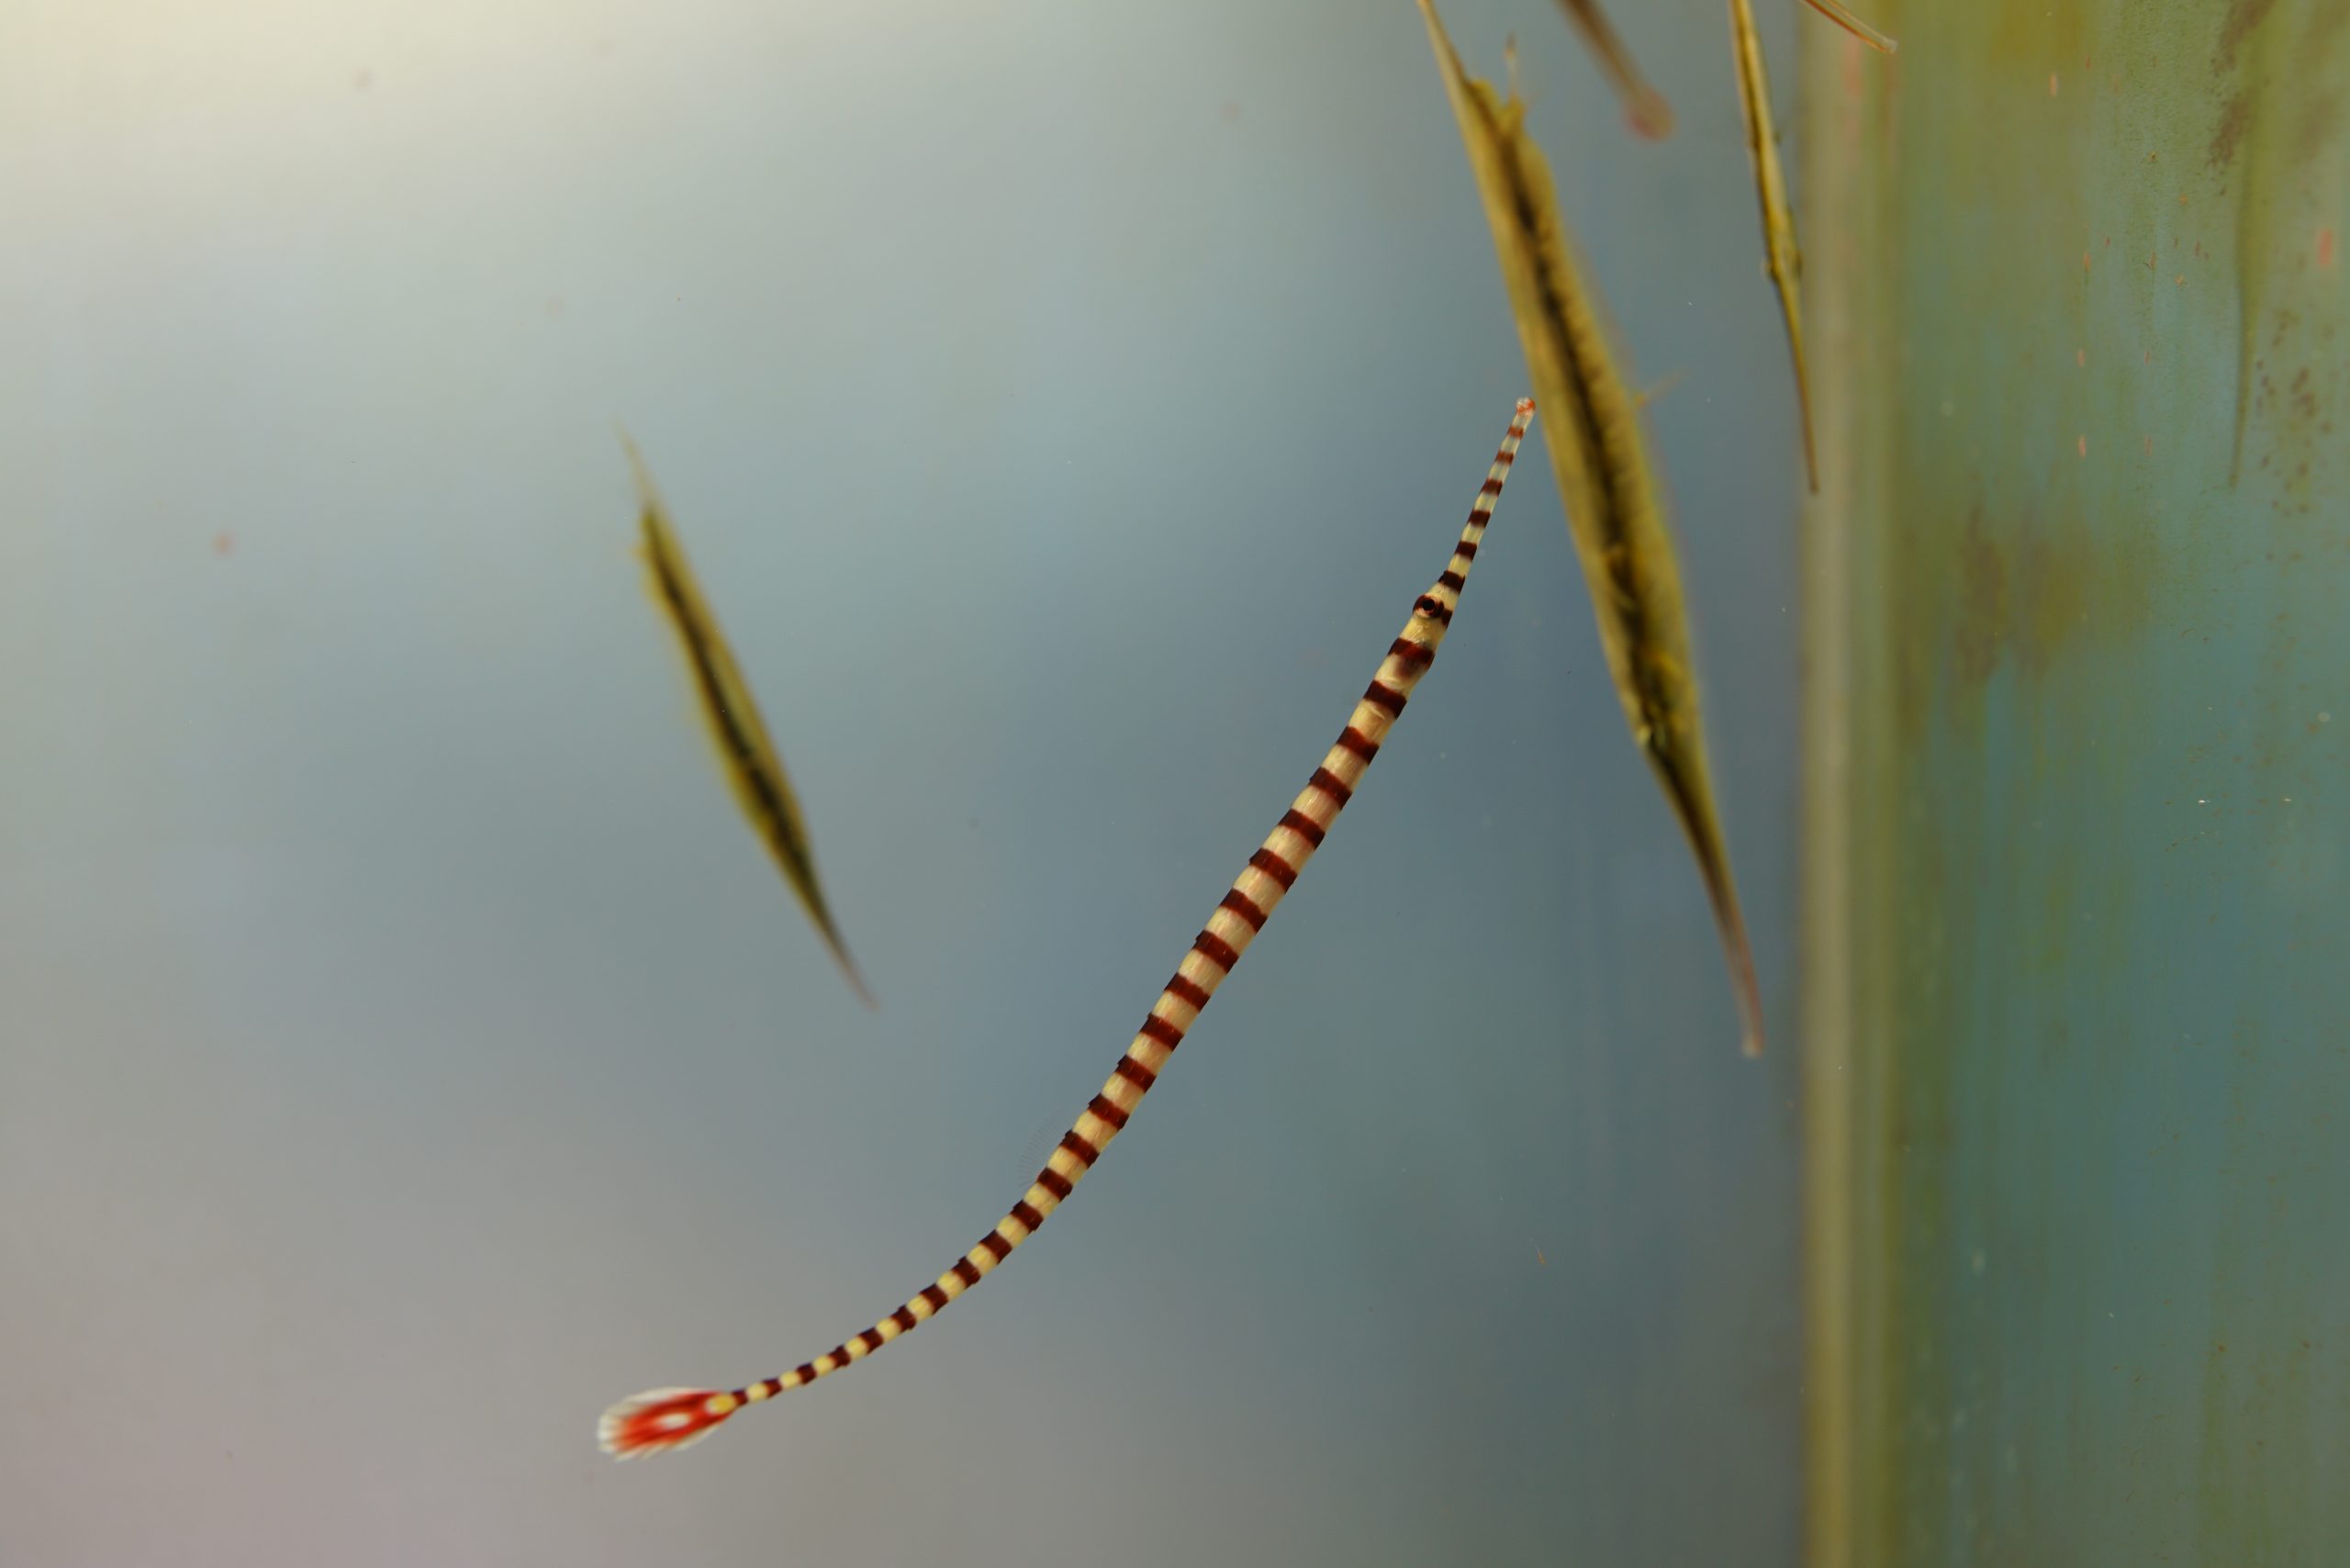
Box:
919 1285 950 1312
1087 1092 1132 1132
1249 846 1300 888
1453 538 1479 559
978 1231 1013 1261
1360 681 1406 716
1138 1014 1185 1049
1437 569 1466 592
1192 928 1241 972
890 1307 918 1333
951 1258 982 1286
1218 889 1268 931
857 1327 884 1352
1479 476 1503 496
795 1361 820 1383
1310 764 1360 804
1388 637 1435 667
826 1344 852 1366
1279 807 1327 848
1115 1055 1160 1091
1165 972 1213 1009
1497 444 1517 462
1011 1200 1045 1230
1059 1130 1101 1168
1037 1167 1074 1200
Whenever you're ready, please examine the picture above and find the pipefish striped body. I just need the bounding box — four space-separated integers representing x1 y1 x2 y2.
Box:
598 397 1537 1459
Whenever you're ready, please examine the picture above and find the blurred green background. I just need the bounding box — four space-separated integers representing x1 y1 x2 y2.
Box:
1802 3 2350 1562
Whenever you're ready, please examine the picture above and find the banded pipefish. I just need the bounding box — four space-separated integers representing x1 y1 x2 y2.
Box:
599 397 1539 1458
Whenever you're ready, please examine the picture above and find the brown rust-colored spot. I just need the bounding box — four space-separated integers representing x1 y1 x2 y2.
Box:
2012 534 2104 680
2210 90 2252 168
2218 0 2279 72
1953 509 2009 688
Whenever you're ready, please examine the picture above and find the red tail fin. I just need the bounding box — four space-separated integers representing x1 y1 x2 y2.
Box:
598 1386 739 1459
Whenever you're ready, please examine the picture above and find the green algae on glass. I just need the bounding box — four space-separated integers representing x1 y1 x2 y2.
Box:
1801 3 2350 1563
621 433 876 1008
1418 0 1766 1058
2221 0 2350 486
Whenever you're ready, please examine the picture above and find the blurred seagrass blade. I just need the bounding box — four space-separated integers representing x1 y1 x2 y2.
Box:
1728 0 1821 492
1415 0 1765 1058
1796 0 1897 54
1554 0 1677 139
621 432 877 1009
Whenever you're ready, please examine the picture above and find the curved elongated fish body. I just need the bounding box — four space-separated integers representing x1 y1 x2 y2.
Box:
599 398 1538 1458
